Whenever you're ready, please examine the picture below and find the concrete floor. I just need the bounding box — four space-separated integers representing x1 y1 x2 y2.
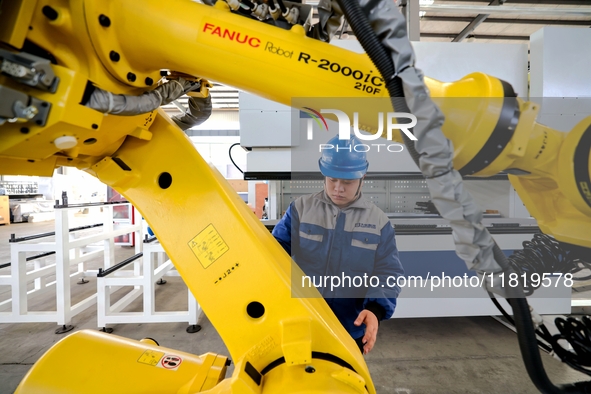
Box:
0 219 589 394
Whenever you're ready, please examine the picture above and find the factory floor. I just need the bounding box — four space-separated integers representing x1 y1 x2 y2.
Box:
0 219 589 394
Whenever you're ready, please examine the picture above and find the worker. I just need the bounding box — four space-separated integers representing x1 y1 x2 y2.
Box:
272 135 404 354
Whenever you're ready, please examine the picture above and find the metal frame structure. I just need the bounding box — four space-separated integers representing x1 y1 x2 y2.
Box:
96 240 201 332
0 203 141 331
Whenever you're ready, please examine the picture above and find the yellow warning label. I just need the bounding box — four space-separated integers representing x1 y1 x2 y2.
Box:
137 349 165 366
188 224 229 269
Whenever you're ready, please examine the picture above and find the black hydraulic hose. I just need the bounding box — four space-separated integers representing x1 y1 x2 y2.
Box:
275 0 288 14
241 0 256 9
236 6 253 16
510 296 590 393
495 239 573 392
493 247 565 393
491 235 583 390
509 297 564 393
552 317 591 376
507 235 591 293
335 0 570 392
492 291 591 384
488 292 554 354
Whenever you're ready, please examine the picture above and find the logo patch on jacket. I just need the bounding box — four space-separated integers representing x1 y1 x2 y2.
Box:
354 223 376 229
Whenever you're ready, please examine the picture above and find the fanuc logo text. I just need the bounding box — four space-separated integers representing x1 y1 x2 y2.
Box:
303 108 418 153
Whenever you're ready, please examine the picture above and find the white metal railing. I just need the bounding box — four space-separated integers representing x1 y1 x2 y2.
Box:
96 239 201 333
0 203 141 332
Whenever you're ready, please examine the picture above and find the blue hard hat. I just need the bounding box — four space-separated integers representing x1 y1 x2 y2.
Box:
318 135 369 179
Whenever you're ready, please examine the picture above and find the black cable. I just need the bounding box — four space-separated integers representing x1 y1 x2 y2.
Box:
275 0 288 14
550 317 591 376
265 0 278 26
494 299 591 387
335 0 577 391
506 234 591 296
488 292 553 354
235 6 254 16
241 0 256 10
489 234 591 376
487 234 591 384
229 143 244 174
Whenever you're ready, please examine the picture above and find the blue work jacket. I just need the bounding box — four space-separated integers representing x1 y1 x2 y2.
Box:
272 191 404 339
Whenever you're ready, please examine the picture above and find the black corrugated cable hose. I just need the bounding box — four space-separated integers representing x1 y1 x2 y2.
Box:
551 317 591 376
490 234 591 384
334 0 589 392
506 234 591 296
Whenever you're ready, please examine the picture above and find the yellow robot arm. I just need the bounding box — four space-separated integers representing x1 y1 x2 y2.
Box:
1 0 589 247
0 0 589 393
2 1 381 393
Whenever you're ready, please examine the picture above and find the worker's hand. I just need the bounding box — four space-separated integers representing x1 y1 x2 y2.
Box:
354 309 379 354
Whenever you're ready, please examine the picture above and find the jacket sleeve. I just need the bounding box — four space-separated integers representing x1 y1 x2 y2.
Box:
272 202 298 255
364 222 404 320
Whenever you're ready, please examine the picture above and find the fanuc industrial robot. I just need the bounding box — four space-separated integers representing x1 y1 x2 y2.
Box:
1 0 590 393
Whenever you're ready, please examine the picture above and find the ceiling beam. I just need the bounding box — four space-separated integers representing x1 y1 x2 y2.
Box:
452 0 503 42
184 130 239 137
422 16 591 26
452 14 488 42
339 30 533 40
420 4 591 16
435 0 591 4
421 33 529 41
